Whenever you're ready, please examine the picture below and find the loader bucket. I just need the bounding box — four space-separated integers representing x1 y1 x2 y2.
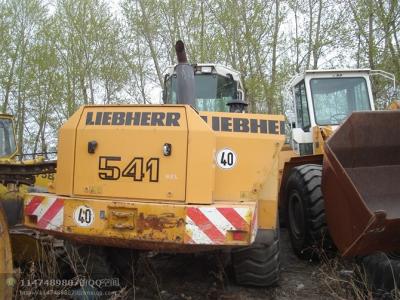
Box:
323 111 400 257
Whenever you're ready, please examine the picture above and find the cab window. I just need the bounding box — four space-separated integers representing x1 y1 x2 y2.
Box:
295 80 311 131
0 118 16 158
164 74 236 112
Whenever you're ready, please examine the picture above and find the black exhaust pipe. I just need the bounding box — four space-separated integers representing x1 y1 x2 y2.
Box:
175 41 195 106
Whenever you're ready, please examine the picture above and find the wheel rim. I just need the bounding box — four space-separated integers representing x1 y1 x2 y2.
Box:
288 191 305 240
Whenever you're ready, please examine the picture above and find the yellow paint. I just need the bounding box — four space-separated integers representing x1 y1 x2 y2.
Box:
186 109 215 204
26 104 286 247
312 125 334 155
55 106 84 196
68 106 189 201
0 204 13 300
25 193 257 246
201 111 285 205
61 197 185 242
34 172 55 190
257 143 280 229
258 199 277 229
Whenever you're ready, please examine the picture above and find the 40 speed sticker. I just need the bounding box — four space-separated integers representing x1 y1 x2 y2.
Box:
216 148 237 169
74 206 94 227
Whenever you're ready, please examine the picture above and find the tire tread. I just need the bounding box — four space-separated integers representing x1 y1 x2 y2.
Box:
285 164 332 259
232 237 280 287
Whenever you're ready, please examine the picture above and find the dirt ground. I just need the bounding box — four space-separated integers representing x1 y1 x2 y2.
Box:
15 229 362 299
122 229 338 300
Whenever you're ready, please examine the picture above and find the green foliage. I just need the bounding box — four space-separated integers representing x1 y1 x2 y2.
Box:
0 0 399 153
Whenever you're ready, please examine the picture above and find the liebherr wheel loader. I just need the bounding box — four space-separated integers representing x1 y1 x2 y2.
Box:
7 41 285 289
0 115 59 300
279 69 400 292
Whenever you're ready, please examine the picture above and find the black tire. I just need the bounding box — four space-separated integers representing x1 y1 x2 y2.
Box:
231 230 280 287
360 252 400 298
285 164 331 259
1 193 24 226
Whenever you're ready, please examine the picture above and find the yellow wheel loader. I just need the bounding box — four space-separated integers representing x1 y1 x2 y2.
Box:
0 114 56 249
279 69 400 293
17 41 285 287
2 40 399 293
0 114 58 298
0 113 56 199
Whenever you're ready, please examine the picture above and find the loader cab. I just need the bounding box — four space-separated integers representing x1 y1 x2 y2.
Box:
284 69 376 155
0 114 17 159
163 64 245 112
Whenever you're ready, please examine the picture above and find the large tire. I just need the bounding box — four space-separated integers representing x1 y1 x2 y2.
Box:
285 164 331 259
231 230 280 287
360 252 400 298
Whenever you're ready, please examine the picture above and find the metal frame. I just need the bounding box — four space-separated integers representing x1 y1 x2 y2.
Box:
370 69 397 96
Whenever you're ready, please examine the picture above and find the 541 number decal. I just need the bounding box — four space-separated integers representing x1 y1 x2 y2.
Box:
99 156 159 182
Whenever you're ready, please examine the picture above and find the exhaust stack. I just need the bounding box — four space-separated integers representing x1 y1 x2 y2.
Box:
175 41 195 106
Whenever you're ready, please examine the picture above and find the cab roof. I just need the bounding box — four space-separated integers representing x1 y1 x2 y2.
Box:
164 63 242 83
288 69 372 89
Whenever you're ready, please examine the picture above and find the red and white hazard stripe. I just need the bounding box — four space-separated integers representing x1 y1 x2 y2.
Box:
185 206 255 245
25 195 64 231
